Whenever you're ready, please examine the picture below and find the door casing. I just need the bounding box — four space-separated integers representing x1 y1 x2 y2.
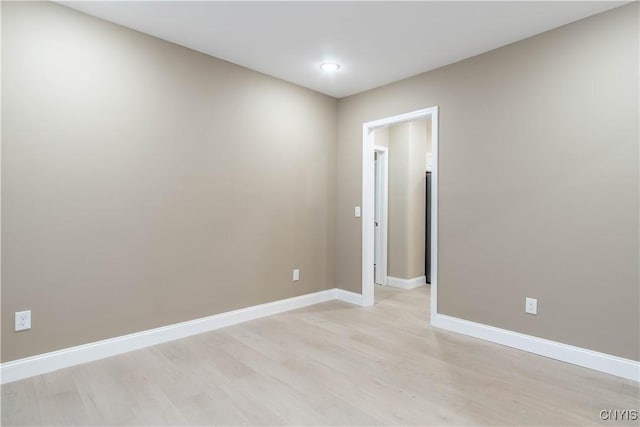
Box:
361 106 439 325
373 145 388 286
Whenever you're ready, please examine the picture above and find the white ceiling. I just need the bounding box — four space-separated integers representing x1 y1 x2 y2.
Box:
60 1 627 98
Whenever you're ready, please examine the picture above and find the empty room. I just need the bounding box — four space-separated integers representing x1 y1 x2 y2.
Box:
1 1 638 426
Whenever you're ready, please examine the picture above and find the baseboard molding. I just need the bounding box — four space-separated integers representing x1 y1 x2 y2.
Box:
386 275 426 290
0 289 335 384
333 288 366 306
5 290 635 384
432 313 640 382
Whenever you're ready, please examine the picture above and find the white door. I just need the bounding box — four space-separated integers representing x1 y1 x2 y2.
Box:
374 152 382 285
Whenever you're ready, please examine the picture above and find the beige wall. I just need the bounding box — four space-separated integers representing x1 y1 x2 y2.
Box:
387 123 410 278
373 126 389 148
336 3 639 360
407 119 428 279
2 1 638 365
387 119 428 279
1 2 337 362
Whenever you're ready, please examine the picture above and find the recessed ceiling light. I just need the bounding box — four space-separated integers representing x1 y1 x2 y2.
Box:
320 62 340 72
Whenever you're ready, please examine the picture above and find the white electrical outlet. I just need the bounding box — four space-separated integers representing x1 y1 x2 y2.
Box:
15 310 31 331
293 269 300 281
525 298 537 315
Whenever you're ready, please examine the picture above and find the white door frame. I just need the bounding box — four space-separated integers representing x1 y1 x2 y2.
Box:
361 106 439 324
373 145 388 286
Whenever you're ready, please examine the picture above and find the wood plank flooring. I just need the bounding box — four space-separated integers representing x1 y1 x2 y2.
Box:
2 286 639 426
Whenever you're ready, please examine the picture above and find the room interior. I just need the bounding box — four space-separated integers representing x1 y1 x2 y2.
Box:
1 1 639 425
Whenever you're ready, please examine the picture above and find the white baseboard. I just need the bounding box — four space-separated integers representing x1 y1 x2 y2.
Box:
386 275 426 290
432 313 640 382
0 289 335 384
4 290 636 384
333 288 365 306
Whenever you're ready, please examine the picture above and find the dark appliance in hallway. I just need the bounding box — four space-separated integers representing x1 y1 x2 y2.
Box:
425 171 431 284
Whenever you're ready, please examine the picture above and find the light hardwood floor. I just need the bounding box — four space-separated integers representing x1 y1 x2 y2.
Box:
2 286 639 426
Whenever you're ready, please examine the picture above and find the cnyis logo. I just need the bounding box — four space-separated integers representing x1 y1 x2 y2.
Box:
599 409 639 421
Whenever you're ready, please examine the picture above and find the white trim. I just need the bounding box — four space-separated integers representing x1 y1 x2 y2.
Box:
430 107 439 323
362 127 376 306
1 290 335 384
2 288 636 384
432 314 640 382
333 288 366 306
362 106 439 312
373 145 388 286
386 275 426 290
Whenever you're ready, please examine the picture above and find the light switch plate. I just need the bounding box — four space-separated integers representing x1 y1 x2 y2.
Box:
293 269 300 281
354 206 361 217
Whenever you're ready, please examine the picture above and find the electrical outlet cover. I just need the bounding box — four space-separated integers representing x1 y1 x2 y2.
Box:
15 310 31 331
525 298 537 315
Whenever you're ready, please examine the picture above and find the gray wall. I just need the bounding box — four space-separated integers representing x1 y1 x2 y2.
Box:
387 123 411 279
1 2 337 362
336 3 639 360
3 1 638 364
387 119 428 280
406 119 428 280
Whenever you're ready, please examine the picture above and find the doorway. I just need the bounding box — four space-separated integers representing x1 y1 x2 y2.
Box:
373 146 388 286
361 106 438 324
